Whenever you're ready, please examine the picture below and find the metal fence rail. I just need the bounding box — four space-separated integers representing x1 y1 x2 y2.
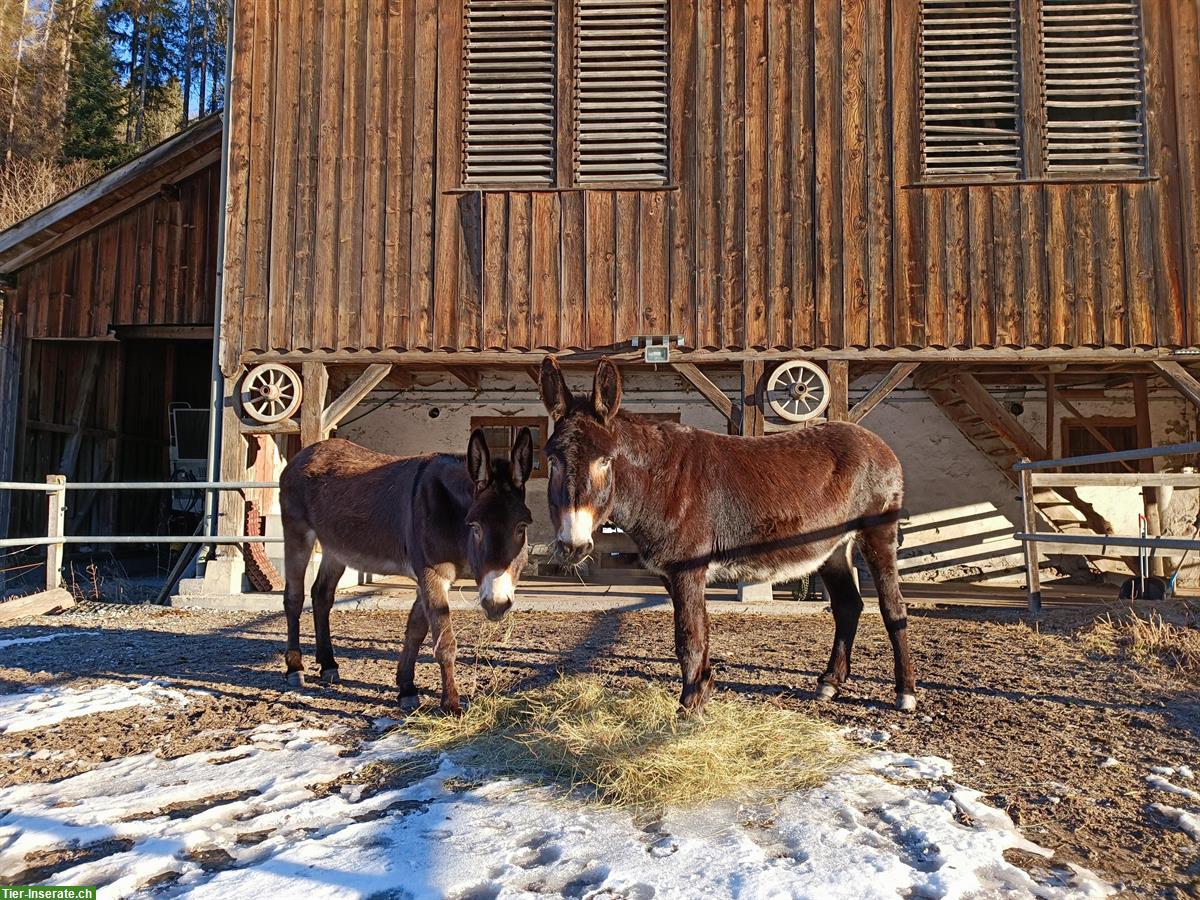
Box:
1 477 282 592
1014 442 1200 614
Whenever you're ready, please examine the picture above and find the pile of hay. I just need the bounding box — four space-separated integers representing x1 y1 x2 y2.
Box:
403 675 854 808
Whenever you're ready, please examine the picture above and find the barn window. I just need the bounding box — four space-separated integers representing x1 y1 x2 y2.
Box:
1062 419 1138 472
918 0 1147 179
1041 0 1146 175
919 0 1024 177
461 0 670 187
574 0 669 184
468 416 549 477
462 0 558 185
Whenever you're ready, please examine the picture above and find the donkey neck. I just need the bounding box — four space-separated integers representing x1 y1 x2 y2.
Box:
608 414 678 538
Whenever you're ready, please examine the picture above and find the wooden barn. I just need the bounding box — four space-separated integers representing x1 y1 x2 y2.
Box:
0 117 222 544
5 0 1200 597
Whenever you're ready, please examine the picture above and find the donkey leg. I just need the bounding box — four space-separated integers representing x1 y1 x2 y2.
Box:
419 567 462 715
311 556 346 683
666 569 713 713
282 526 315 687
396 598 430 709
859 521 918 711
816 541 864 701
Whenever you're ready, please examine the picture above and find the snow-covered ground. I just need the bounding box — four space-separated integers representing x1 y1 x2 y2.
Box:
0 631 99 651
0 684 1114 900
1146 766 1200 843
0 680 200 734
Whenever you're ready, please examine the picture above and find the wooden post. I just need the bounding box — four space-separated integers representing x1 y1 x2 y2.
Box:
45 474 66 591
1044 373 1056 469
739 360 765 437
827 360 849 421
300 361 330 446
1133 375 1166 577
1019 464 1041 615
216 379 247 560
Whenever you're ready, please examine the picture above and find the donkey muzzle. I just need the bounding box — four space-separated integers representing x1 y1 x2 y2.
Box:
553 538 593 566
480 569 515 621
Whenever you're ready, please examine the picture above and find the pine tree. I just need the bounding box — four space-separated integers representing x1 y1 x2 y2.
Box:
140 75 181 146
61 5 126 167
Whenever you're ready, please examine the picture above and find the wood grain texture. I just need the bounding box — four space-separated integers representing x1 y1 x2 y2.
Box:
173 0 1193 359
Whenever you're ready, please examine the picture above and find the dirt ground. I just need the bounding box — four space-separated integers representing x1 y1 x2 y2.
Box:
0 599 1197 898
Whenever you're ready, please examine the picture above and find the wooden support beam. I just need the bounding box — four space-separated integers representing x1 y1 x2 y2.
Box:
827 361 850 421
848 363 918 424
58 346 102 479
1019 465 1042 615
672 362 733 424
1153 360 1200 410
300 361 330 446
1133 374 1166 577
216 383 248 556
740 361 765 437
322 363 392 433
525 366 540 385
949 372 1046 459
446 365 481 391
1045 373 1055 463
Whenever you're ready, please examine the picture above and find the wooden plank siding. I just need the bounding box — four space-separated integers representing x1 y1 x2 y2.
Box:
217 0 1200 361
8 164 221 340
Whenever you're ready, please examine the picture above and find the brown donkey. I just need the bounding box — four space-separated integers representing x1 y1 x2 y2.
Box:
538 357 916 713
279 429 534 712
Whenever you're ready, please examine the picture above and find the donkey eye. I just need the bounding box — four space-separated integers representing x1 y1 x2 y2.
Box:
468 522 482 536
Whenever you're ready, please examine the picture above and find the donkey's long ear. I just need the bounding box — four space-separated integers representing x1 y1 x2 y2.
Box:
539 355 571 421
511 427 534 491
591 358 622 423
467 428 492 491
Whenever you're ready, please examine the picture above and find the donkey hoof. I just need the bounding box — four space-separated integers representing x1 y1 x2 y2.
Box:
896 692 918 713
320 668 340 685
398 692 421 711
815 683 838 702
285 670 304 688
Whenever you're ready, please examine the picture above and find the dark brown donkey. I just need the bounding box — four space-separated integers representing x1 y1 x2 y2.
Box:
279 429 534 712
538 357 916 713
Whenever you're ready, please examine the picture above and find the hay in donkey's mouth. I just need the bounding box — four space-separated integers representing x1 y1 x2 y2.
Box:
402 675 854 809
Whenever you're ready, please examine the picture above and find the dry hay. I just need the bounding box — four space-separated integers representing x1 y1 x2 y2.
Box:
1082 608 1200 673
402 675 854 809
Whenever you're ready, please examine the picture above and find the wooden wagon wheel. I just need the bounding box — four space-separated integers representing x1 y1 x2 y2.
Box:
240 363 303 424
765 360 831 422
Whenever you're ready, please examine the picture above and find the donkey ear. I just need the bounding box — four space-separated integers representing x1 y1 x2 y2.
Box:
591 358 623 423
539 355 571 421
467 428 492 490
510 427 534 490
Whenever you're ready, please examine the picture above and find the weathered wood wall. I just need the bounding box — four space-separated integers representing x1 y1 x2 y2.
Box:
220 0 1200 365
8 162 221 340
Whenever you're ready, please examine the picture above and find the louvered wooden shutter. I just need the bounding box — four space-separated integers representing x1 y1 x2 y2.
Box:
1040 0 1146 174
463 0 557 185
574 0 669 184
919 0 1023 176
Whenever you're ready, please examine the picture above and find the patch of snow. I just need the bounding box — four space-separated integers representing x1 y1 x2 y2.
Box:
844 727 890 745
1152 765 1195 781
0 680 201 734
1180 765 1196 780
1099 757 1120 769
1147 774 1200 803
0 631 100 651
1152 804 1200 841
0 725 1114 900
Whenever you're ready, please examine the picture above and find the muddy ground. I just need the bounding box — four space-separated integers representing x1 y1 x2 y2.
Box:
0 599 1197 898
